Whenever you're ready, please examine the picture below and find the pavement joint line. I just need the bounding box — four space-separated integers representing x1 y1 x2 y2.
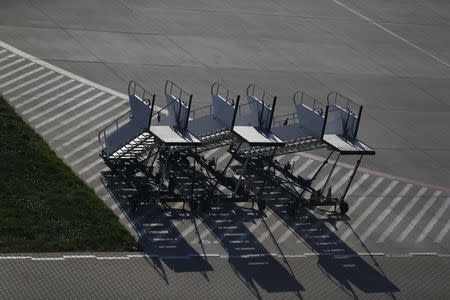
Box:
333 0 450 68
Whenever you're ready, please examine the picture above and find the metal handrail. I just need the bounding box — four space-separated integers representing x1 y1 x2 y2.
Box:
272 112 298 127
164 80 192 107
326 92 360 117
211 82 239 106
293 90 326 113
98 110 132 146
190 104 213 119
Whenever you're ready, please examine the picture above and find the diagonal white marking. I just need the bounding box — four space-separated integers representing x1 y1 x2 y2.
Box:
435 218 450 243
258 219 283 243
16 79 74 109
341 180 398 241
377 187 427 243
22 83 83 114
333 0 450 68
0 57 23 71
417 197 450 242
314 167 342 191
0 65 43 88
397 190 442 242
5 72 58 99
293 159 314 176
34 90 103 126
360 184 413 241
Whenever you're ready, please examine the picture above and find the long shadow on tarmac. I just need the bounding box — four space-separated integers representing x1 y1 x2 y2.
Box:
101 170 304 296
263 183 399 298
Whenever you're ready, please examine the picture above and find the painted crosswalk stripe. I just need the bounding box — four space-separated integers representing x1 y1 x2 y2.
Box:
34 90 103 126
22 83 84 115
416 197 450 242
5 72 58 99
293 159 314 176
0 57 24 71
57 108 129 151
16 79 74 109
71 147 101 166
86 167 109 184
42 96 116 135
434 218 450 243
377 187 427 243
333 176 381 231
0 65 42 87
30 87 94 122
258 219 284 243
359 184 413 241
397 190 442 242
63 140 99 160
313 167 342 191
78 158 103 175
0 49 7 55
0 63 35 82
341 180 398 241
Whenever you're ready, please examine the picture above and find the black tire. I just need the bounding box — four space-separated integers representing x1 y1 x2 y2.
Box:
257 200 266 212
339 201 349 215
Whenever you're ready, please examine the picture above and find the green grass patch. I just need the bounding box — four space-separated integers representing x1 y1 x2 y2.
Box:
0 96 137 252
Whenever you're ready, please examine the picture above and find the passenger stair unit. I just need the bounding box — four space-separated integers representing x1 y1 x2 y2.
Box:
98 81 156 167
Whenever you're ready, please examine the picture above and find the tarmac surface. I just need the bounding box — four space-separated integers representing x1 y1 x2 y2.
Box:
0 0 450 298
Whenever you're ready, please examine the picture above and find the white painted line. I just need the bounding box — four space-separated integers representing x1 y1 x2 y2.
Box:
397 190 442 242
0 256 32 260
314 167 342 191
258 220 283 243
63 140 97 160
71 147 102 166
377 187 427 243
216 152 231 165
63 255 96 259
293 159 314 176
56 107 128 152
331 170 353 192
0 63 35 82
6 71 58 99
0 49 7 55
51 97 121 141
31 257 65 261
0 54 20 67
341 180 398 241
333 0 450 68
0 40 128 100
435 219 450 243
277 225 298 244
86 167 109 183
22 82 83 114
0 57 24 71
78 158 103 175
416 197 450 242
42 96 117 136
360 184 413 241
16 79 74 109
347 177 383 216
35 90 103 127
0 64 41 87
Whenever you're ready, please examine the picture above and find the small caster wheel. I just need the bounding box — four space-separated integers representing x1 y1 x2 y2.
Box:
189 200 199 211
339 201 349 215
257 200 266 212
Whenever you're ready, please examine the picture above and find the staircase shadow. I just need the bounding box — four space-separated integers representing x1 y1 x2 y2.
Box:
100 170 213 278
265 185 399 297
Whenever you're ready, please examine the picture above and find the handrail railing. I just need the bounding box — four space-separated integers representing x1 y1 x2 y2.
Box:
272 112 298 127
164 80 192 108
327 92 360 117
190 104 213 119
98 110 132 146
211 82 239 106
293 90 326 115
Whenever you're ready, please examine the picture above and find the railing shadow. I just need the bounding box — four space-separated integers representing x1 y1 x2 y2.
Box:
100 168 304 296
264 184 399 298
100 170 213 280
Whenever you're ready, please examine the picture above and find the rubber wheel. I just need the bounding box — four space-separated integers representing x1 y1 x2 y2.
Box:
339 201 349 215
257 200 266 212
